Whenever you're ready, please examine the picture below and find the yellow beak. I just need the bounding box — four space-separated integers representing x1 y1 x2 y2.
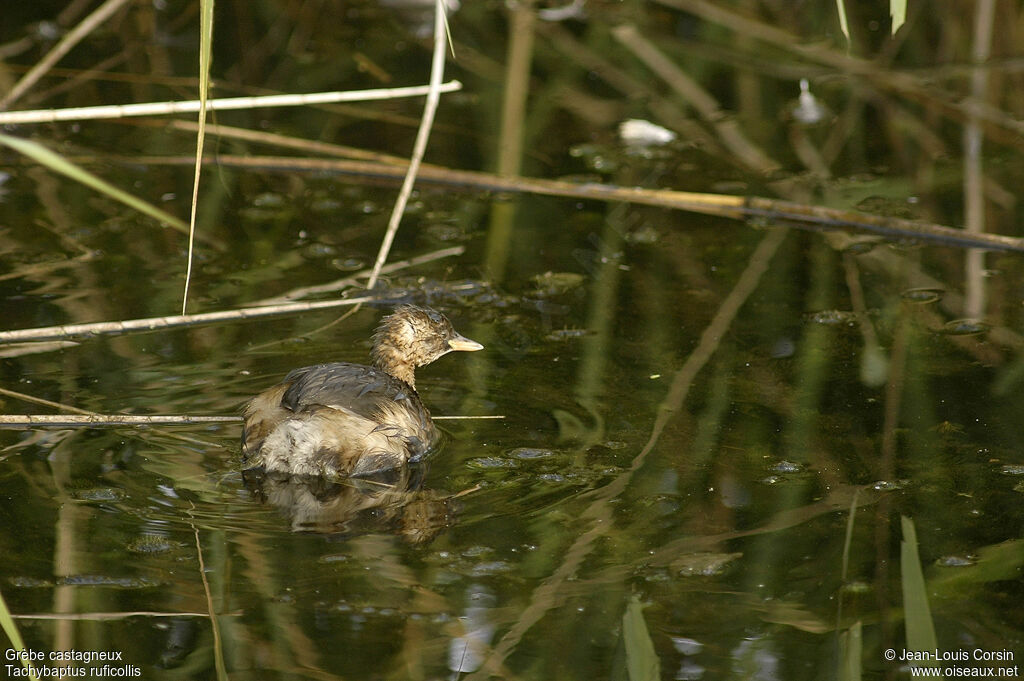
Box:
448 334 484 352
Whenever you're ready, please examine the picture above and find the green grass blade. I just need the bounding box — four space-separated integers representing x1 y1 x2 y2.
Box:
901 516 943 678
0 586 38 679
835 0 851 43
622 595 659 681
0 132 189 235
182 0 215 314
891 0 907 34
839 620 862 681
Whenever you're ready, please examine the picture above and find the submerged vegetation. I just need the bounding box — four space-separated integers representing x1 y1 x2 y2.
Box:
1 0 1023 679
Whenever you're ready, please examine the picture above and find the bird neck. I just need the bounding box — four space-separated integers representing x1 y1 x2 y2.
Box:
372 343 417 389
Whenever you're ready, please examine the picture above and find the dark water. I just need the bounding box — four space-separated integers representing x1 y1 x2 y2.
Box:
1 1 1023 679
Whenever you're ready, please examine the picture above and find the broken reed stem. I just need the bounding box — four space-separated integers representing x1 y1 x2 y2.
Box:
366 0 450 290
0 81 464 125
118 154 1024 253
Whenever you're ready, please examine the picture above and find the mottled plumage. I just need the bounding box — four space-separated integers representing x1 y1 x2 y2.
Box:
242 306 482 477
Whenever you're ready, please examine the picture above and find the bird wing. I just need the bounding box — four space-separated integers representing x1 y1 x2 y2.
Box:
279 363 419 420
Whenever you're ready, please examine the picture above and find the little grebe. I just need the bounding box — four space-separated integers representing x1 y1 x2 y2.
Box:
242 305 483 477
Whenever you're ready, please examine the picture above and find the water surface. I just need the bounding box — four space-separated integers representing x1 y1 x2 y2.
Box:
1 1 1023 679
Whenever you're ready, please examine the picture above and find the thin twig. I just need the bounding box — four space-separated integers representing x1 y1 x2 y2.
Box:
0 385 226 448
189 502 228 681
366 0 450 289
0 387 96 416
0 414 500 427
0 342 78 359
0 415 241 428
0 81 464 124
13 611 227 620
161 119 415 165
433 415 505 420
0 294 387 345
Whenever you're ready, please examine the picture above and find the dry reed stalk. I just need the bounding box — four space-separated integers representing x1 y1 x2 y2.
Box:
963 0 997 319
0 415 241 427
0 294 384 345
160 119 415 166
0 244 466 345
0 414 501 427
12 611 223 620
0 82 464 125
115 153 1024 253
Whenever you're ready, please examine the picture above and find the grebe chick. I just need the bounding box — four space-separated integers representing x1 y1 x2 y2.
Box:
241 305 482 477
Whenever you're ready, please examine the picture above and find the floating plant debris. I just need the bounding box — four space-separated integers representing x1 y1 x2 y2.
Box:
673 552 742 577
73 487 126 502
855 195 919 220
9 577 52 588
772 460 803 474
900 287 944 304
871 480 908 491
806 310 857 325
841 239 878 255
939 319 990 336
546 328 591 341
57 575 160 588
466 457 519 469
619 118 677 147
840 581 871 594
127 535 178 554
509 447 554 460
331 257 365 271
568 143 621 173
530 271 585 297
